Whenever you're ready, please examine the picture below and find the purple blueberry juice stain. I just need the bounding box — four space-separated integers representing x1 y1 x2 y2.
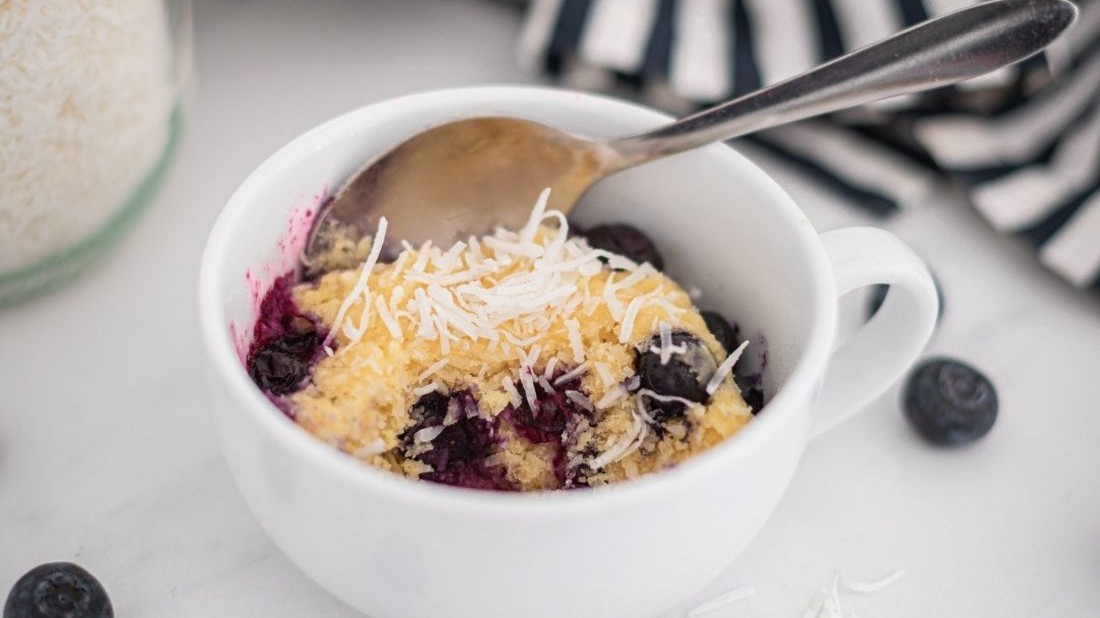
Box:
244 187 327 315
245 272 327 411
420 416 511 491
400 371 596 491
501 369 590 487
240 187 330 405
402 391 514 491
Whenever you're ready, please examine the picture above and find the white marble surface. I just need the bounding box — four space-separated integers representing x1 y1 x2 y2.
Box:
2 1 1098 616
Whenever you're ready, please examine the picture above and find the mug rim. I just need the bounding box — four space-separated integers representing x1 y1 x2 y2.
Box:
198 85 838 516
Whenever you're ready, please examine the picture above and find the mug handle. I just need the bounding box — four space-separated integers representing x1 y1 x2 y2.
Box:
811 227 939 438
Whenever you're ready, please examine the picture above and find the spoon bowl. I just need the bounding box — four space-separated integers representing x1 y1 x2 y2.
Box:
306 117 615 263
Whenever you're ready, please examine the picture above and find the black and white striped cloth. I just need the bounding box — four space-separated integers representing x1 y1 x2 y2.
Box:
516 0 1100 290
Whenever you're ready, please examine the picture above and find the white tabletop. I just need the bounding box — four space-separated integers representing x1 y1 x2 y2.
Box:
2 1 1098 616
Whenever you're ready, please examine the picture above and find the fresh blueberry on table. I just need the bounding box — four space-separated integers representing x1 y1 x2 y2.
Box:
903 358 997 445
583 224 665 270
4 562 112 618
866 271 946 322
700 310 739 353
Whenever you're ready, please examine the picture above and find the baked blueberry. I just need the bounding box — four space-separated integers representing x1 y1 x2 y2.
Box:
635 332 716 404
700 310 739 353
405 390 449 428
734 375 765 413
401 391 511 490
867 272 945 322
4 562 112 618
246 272 325 396
418 417 493 470
419 415 509 490
247 332 320 395
398 391 450 451
583 224 664 270
903 358 997 445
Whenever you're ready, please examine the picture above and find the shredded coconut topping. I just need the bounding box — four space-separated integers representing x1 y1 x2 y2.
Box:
543 357 559 380
589 410 647 470
537 376 557 394
638 388 699 409
321 192 684 379
565 390 594 413
417 358 449 382
594 362 616 388
501 376 522 407
326 217 390 348
352 439 387 458
413 425 445 444
553 362 589 386
308 191 740 478
658 321 674 364
635 395 658 425
595 385 628 410
565 318 585 363
706 340 750 396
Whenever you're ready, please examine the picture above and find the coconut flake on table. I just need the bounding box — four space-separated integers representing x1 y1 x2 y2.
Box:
800 570 906 617
687 585 755 617
842 570 905 594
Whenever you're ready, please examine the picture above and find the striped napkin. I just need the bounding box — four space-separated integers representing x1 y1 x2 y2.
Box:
516 0 1100 291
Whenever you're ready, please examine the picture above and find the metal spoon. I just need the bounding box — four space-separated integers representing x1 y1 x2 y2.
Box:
304 0 1076 274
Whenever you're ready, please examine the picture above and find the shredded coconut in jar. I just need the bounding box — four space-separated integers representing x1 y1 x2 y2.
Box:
0 0 177 272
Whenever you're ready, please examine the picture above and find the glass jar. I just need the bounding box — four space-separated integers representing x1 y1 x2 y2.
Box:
0 0 193 306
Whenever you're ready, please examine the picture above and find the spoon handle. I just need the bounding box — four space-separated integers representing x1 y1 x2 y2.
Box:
608 0 1077 166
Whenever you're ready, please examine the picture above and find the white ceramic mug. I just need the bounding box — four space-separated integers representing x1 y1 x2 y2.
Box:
199 86 938 618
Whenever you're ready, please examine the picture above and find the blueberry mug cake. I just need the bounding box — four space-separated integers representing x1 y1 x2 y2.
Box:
247 190 764 491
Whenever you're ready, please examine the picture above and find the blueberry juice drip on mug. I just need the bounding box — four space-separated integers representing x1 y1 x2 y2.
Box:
246 193 765 491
